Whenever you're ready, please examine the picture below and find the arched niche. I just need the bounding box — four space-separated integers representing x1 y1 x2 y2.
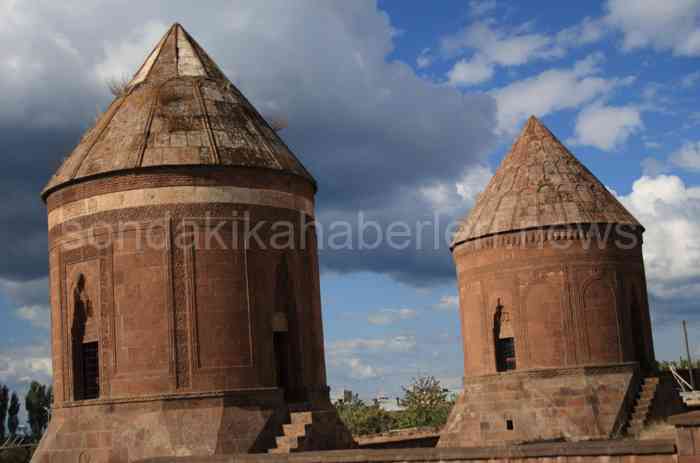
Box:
582 278 620 364
524 281 563 368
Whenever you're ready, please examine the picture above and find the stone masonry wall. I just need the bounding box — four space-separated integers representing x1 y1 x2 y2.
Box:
439 363 638 447
137 439 677 463
453 227 655 377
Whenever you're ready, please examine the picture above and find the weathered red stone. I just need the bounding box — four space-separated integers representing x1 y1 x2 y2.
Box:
440 117 656 447
35 23 352 463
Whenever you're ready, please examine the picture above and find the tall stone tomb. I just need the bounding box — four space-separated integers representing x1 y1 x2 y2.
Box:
440 116 656 446
35 24 352 462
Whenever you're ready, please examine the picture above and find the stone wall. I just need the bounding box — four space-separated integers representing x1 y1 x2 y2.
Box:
137 439 677 463
453 227 655 377
47 170 326 405
37 167 351 463
32 390 289 463
439 363 638 447
356 428 440 449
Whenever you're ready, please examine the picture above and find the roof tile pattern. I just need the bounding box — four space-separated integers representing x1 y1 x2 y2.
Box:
452 116 641 247
43 23 313 197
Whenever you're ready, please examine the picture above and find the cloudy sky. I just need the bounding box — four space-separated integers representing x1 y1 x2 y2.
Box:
2 0 700 406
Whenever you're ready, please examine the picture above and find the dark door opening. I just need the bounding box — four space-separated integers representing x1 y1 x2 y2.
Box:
82 342 100 400
496 338 516 372
273 333 290 397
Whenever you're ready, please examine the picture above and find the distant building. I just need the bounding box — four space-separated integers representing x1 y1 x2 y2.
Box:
440 117 656 446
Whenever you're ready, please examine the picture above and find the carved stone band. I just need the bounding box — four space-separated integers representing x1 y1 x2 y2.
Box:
48 185 315 229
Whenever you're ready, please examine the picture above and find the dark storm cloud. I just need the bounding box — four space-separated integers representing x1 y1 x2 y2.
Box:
0 1 498 287
0 127 81 280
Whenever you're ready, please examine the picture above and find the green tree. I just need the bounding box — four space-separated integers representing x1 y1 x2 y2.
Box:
0 384 8 441
657 359 700 371
334 393 395 435
25 382 52 441
7 393 19 438
397 376 454 429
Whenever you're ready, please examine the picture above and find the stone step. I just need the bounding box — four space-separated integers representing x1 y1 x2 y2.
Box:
634 401 652 411
290 412 314 425
624 377 660 437
629 418 645 429
636 397 653 407
283 422 309 437
632 405 650 415
275 435 301 450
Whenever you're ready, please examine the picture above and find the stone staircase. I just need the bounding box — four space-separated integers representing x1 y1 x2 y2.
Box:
268 410 356 453
627 377 659 436
269 411 313 454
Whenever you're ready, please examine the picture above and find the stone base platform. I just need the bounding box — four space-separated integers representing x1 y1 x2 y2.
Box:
439 363 640 447
31 389 353 463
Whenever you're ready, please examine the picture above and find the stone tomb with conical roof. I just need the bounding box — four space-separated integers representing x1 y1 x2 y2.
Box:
439 117 656 447
35 24 353 463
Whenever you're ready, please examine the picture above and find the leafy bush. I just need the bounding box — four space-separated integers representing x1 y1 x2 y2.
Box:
334 376 456 435
395 376 454 429
334 393 395 435
657 359 700 371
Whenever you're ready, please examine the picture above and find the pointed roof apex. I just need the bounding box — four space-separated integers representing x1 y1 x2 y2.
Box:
452 117 641 247
42 24 314 198
127 22 227 90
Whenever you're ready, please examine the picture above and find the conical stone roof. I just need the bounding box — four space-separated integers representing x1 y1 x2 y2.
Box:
43 23 313 199
452 116 641 248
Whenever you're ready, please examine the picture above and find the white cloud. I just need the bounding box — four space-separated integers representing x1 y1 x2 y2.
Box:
556 17 608 47
570 103 643 151
682 71 700 88
94 20 167 84
443 14 609 87
416 48 432 69
671 141 700 171
0 0 499 287
0 343 52 384
15 305 50 329
469 0 499 17
443 21 562 86
420 164 492 215
326 335 417 381
434 295 459 311
491 54 630 134
456 165 493 203
605 0 700 56
341 357 379 379
0 277 51 330
447 54 494 86
367 308 418 325
0 277 48 307
328 335 417 355
617 175 700 298
442 21 561 64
